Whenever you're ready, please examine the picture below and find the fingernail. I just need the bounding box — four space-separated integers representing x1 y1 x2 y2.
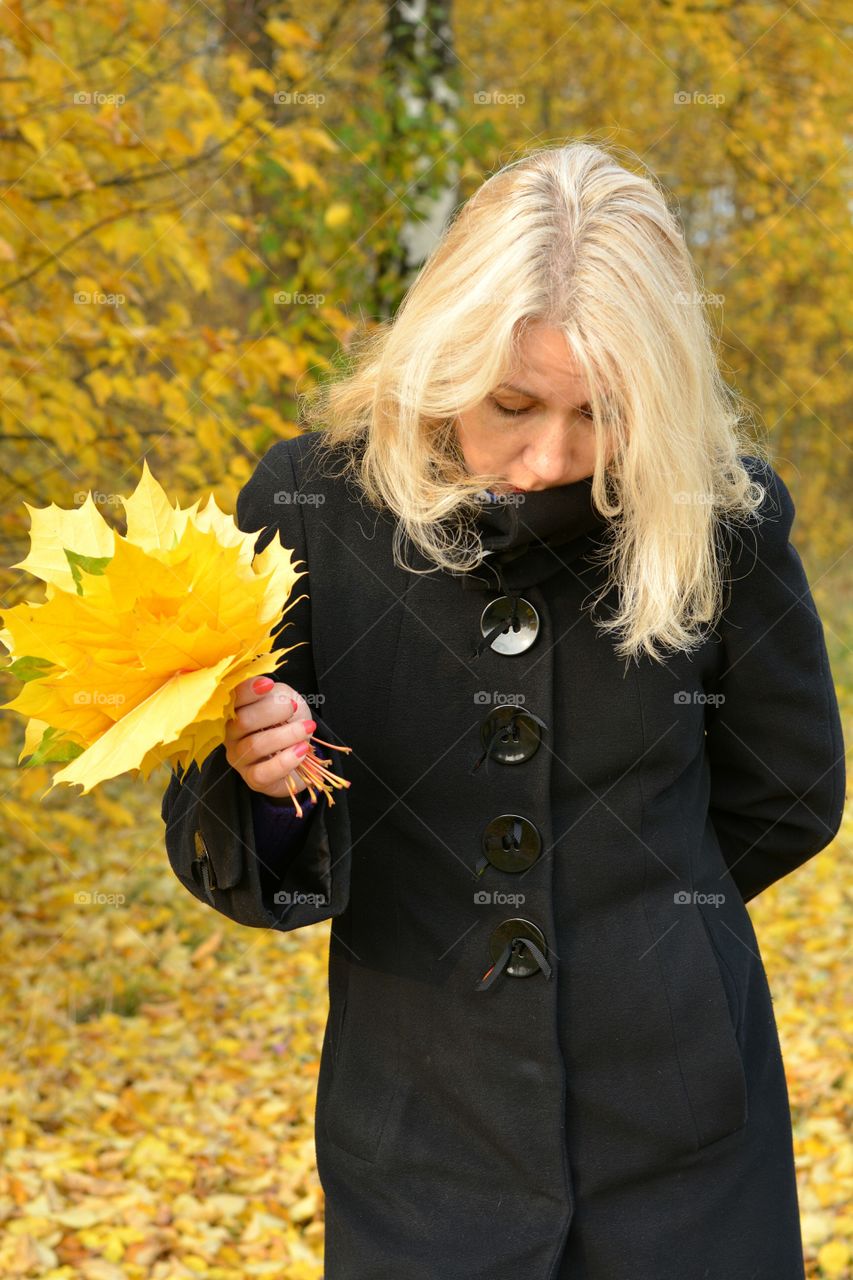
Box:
302 719 316 735
291 699 298 713
294 741 310 758
253 677 274 694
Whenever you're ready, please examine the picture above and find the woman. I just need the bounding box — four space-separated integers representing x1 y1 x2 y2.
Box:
161 141 845 1279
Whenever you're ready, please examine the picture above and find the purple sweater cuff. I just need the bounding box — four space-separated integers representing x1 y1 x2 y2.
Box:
255 789 317 813
250 788 319 855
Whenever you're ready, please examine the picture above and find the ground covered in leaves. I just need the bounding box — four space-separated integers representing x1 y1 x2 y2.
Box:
0 766 850 1278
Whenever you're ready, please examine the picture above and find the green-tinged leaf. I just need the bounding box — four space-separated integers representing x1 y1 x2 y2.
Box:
22 725 86 767
64 548 113 595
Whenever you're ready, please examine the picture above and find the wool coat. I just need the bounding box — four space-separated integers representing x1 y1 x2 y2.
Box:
161 432 846 1280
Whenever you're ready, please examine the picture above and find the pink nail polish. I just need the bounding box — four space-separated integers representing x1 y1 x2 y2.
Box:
294 741 310 758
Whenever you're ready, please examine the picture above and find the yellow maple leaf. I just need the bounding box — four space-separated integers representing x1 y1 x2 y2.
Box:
0 460 351 802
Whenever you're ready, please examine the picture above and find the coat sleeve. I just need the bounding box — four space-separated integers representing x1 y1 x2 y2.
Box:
250 788 322 901
160 437 353 931
704 456 846 904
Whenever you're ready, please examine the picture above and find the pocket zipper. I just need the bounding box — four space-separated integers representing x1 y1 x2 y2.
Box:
192 829 217 905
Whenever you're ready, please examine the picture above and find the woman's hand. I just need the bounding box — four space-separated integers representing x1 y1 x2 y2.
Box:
225 675 316 802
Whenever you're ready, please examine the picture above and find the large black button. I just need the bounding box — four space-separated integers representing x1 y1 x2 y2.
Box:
481 814 541 873
488 918 548 977
480 706 542 765
479 595 539 655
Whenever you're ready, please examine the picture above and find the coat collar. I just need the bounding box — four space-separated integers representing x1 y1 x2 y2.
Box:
455 476 610 593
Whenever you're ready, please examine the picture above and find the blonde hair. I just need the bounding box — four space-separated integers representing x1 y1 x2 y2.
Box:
301 138 770 664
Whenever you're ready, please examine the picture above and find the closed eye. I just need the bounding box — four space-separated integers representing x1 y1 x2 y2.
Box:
490 396 533 418
489 395 594 420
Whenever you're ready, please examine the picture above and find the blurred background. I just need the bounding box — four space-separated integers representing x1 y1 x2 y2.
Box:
0 2 850 1276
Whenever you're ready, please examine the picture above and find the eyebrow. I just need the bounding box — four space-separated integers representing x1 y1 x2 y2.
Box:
496 382 592 408
496 382 541 398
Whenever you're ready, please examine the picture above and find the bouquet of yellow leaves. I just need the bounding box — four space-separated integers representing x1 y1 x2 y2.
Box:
0 461 351 804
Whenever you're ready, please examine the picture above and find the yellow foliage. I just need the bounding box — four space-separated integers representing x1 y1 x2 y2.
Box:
324 203 351 229
817 1242 850 1278
266 18 316 49
0 8 848 1275
0 462 311 793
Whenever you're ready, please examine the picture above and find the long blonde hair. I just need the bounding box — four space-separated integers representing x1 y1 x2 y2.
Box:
301 138 769 664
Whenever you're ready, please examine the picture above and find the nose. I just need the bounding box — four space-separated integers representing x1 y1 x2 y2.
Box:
522 417 580 486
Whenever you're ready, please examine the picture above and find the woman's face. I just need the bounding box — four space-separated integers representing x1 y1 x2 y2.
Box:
454 321 601 493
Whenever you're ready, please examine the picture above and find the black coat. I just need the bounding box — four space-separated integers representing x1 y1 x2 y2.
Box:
162 433 846 1280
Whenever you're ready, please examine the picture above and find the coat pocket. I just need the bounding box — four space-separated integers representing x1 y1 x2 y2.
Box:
162 754 247 899
331 992 347 1069
696 902 743 1042
651 896 749 1153
321 964 401 1165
